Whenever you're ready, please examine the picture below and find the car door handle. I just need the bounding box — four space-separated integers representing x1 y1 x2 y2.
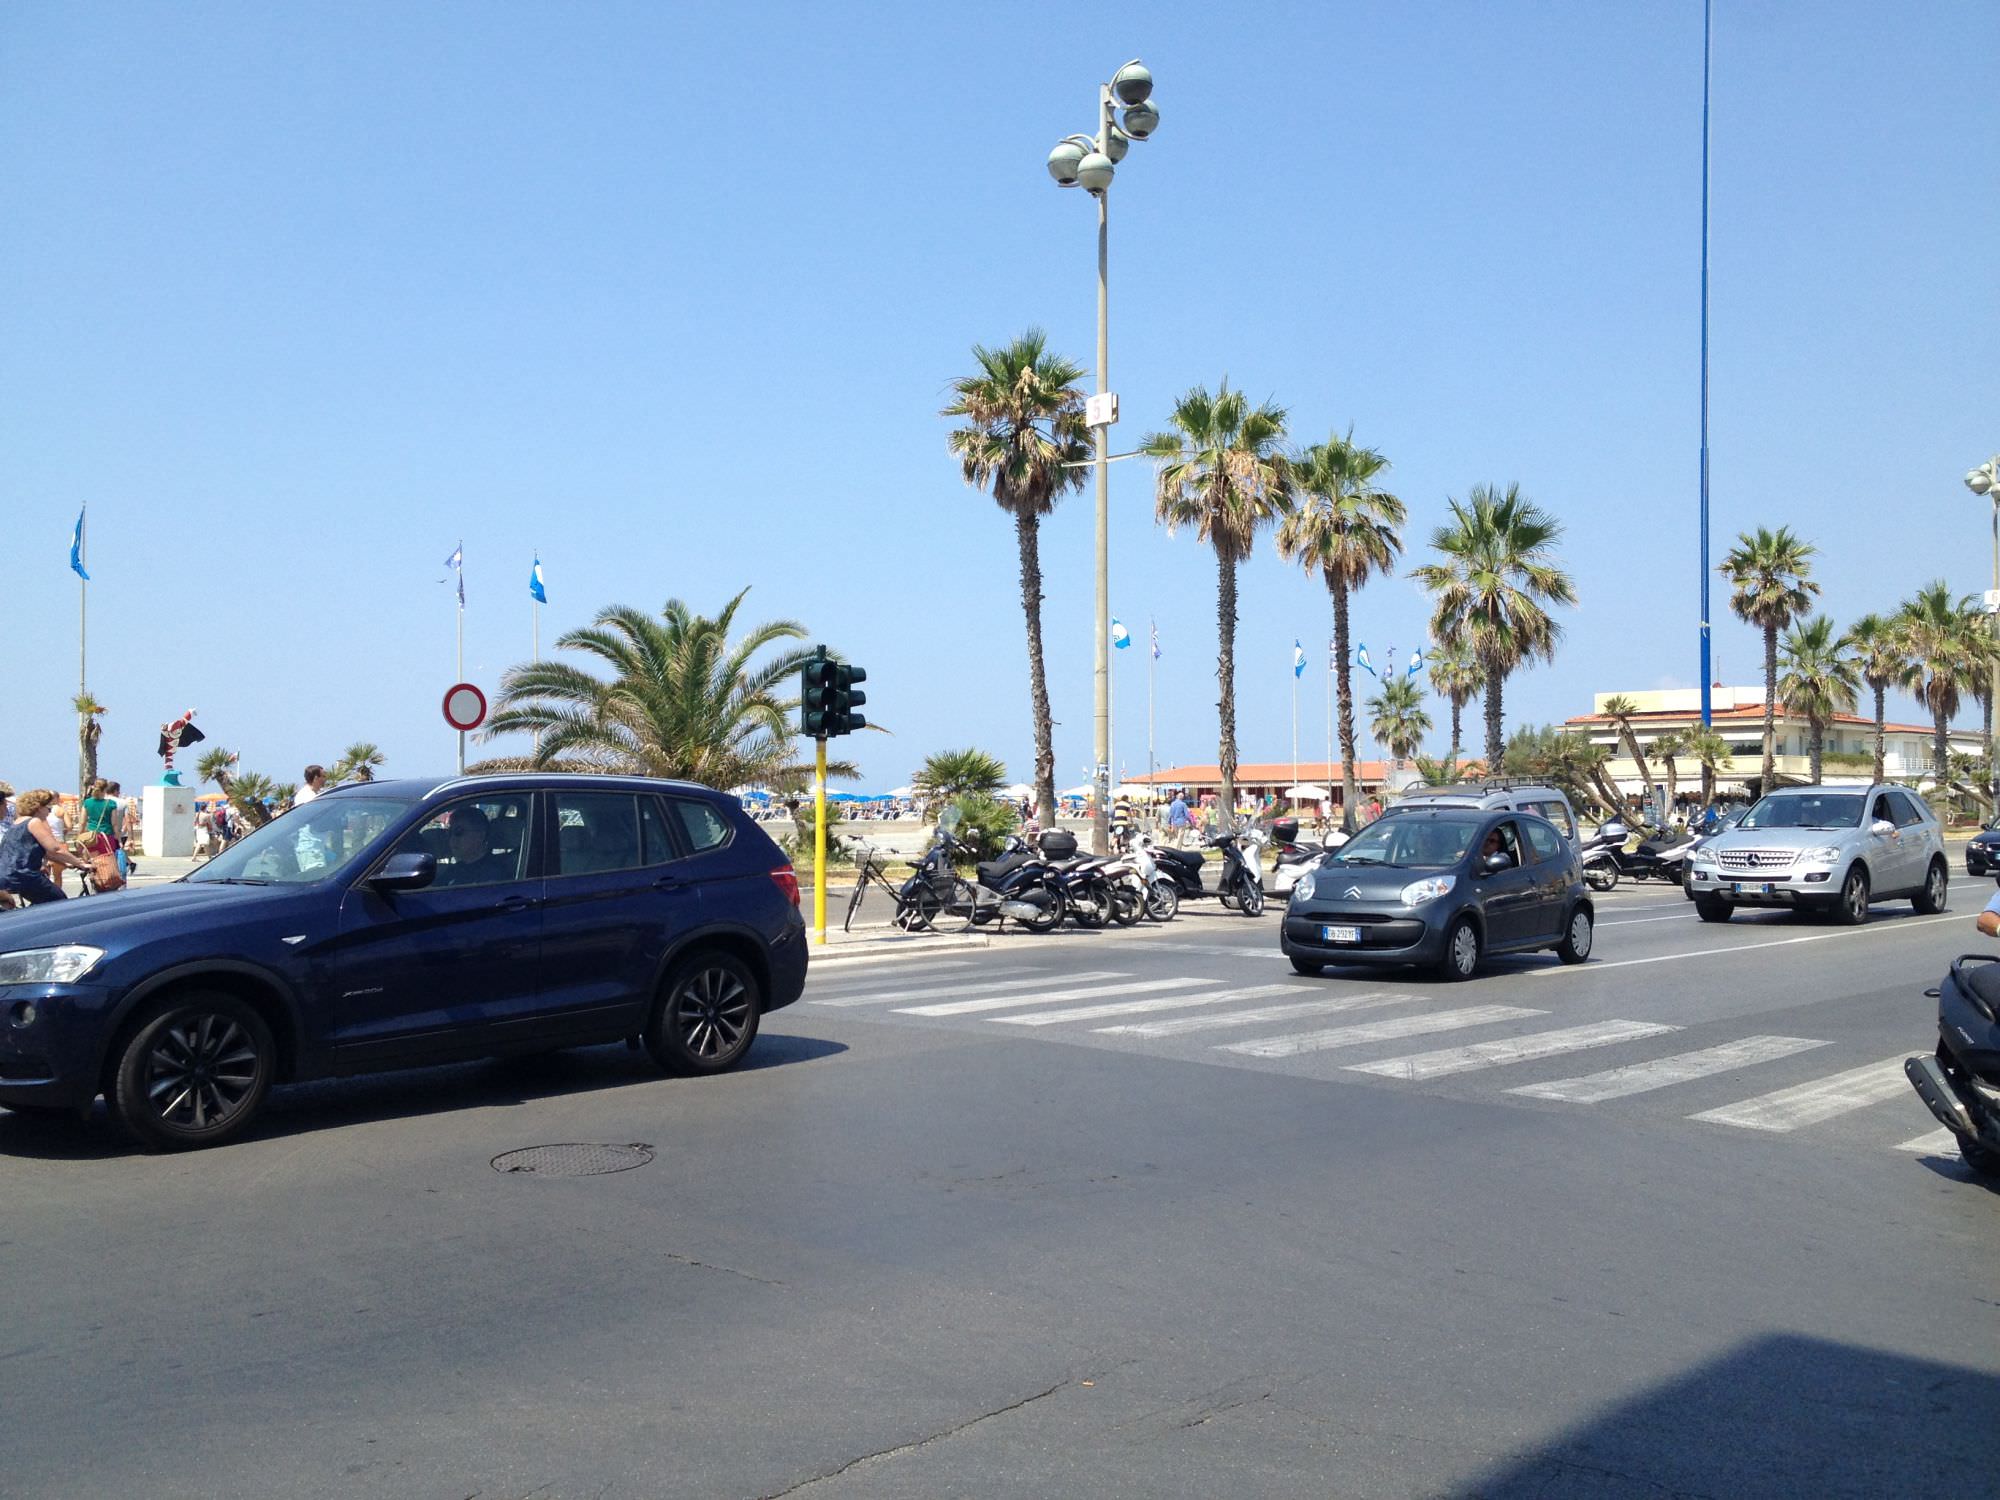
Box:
652 875 683 891
494 894 541 911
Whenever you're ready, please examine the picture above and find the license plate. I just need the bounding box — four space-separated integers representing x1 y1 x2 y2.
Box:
1732 882 1776 895
1322 924 1361 944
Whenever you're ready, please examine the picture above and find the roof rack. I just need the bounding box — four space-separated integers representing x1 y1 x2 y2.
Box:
1401 778 1552 796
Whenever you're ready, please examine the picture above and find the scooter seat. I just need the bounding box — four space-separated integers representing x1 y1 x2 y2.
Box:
1153 846 1204 872
977 853 1033 885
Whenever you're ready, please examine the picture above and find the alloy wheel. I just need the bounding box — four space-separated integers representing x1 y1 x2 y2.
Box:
675 965 751 1063
143 1012 261 1133
1569 910 1592 959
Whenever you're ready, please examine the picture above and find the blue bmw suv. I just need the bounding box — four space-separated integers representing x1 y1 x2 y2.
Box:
0 774 808 1150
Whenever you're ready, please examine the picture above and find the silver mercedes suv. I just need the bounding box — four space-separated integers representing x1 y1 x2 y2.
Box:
1684 784 1948 924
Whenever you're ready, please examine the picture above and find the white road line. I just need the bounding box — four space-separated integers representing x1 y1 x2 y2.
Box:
1898 1128 1962 1155
1598 913 1700 928
992 983 1304 1028
808 960 996 993
1347 1019 1680 1082
807 967 1055 1007
1534 914 1961 975
1507 1035 1831 1103
1098 991 1423 1039
1220 1005 1544 1059
897 977 1204 1018
1125 941 1275 959
1688 1055 1919 1132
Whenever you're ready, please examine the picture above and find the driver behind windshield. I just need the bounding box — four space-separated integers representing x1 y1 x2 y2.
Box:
437 808 499 887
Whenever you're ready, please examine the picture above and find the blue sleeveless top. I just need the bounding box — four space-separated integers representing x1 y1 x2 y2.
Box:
0 819 46 881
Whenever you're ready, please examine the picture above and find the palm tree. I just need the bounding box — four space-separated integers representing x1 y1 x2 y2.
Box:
195 746 239 796
1719 526 1818 788
331 743 385 784
1896 582 1983 791
1652 727 1690 815
1425 640 1483 764
912 748 1008 812
1506 725 1618 821
73 692 105 800
943 331 1089 824
225 770 279 831
1776 615 1860 784
1600 695 1657 813
1274 430 1404 830
1141 382 1292 815
480 589 853 792
1679 727 1734 805
1843 613 1901 783
1410 484 1576 771
1366 676 1432 762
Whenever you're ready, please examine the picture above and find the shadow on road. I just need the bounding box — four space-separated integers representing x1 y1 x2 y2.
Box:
1453 1333 2000 1497
0 1032 846 1160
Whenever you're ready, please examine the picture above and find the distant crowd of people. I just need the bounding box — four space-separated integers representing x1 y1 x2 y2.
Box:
0 777 138 905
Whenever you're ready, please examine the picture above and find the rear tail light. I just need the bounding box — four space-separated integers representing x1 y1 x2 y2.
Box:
771 865 800 906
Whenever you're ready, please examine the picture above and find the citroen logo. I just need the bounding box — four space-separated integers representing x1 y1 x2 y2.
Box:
1344 885 1362 899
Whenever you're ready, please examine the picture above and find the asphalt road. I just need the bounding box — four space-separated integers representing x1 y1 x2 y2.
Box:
3 876 1997 1498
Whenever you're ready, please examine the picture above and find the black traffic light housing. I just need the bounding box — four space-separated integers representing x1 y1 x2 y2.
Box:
800 647 867 738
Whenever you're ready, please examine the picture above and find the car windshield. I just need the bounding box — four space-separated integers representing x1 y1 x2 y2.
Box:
186 796 410 885
1738 793 1864 831
1326 814 1482 869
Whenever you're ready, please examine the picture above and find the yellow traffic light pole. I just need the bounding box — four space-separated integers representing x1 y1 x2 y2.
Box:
813 735 828 944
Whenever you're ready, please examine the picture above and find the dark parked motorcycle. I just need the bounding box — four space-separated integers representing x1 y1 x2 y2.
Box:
1905 955 2000 1179
1578 821 1692 890
1146 823 1270 917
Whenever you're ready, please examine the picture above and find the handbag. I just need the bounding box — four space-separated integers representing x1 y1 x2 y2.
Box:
90 852 125 892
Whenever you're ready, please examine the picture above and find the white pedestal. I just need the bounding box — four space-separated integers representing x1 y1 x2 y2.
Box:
142 783 197 858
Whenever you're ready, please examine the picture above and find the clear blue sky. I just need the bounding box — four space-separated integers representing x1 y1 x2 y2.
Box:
5 1 1996 792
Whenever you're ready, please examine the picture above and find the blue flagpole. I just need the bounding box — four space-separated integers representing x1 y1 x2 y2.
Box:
1699 0 1714 728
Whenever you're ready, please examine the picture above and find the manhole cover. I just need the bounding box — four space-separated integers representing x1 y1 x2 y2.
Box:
491 1142 654 1177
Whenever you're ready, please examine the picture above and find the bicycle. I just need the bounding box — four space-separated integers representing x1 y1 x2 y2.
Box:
846 840 974 934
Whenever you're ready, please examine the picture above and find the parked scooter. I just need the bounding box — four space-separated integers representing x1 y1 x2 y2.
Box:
1147 821 1270 916
1038 831 1141 929
1905 954 2000 1179
933 810 1067 932
1114 827 1182 920
1268 816 1345 897
1578 821 1692 890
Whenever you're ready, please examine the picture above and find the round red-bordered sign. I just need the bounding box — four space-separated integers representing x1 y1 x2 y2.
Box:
442 682 487 732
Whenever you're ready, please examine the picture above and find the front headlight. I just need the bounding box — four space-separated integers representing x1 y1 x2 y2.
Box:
1801 846 1842 864
1399 874 1457 906
0 945 106 985
1291 872 1316 902
1691 847 1719 866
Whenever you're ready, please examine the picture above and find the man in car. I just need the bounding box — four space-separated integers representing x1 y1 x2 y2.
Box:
436 807 502 886
1481 825 1516 867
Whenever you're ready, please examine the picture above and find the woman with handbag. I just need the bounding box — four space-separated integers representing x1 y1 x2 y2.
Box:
0 790 93 904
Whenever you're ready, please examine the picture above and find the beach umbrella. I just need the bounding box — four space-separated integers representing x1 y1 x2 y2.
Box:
1283 784 1331 801
1002 782 1034 800
890 786 915 798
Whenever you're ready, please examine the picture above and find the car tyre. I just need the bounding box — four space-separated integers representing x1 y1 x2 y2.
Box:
1438 917 1480 982
1833 865 1870 926
646 951 762 1076
1913 858 1948 915
111 991 275 1151
1288 955 1324 976
1556 905 1593 964
1695 896 1732 923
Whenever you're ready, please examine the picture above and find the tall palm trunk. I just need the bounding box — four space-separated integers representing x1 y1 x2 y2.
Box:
1870 681 1886 784
1332 582 1358 831
1014 512 1057 824
1482 655 1505 771
1761 622 1778 787
1216 548 1240 815
1700 759 1716 804
1807 718 1824 785
1982 688 1994 806
1933 701 1950 792
1618 725 1656 810
79 720 99 799
1447 697 1463 762
1661 755 1678 814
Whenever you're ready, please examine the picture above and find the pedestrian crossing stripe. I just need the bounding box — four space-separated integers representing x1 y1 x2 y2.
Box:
1687 1055 1918 1132
992 983 1306 1028
808 968 1100 1008
897 977 1205 1019
807 959 1004 989
1345 1019 1681 1082
1220 1005 1545 1059
1506 1035 1831 1104
1096 991 1423 1039
1898 1127 1962 1154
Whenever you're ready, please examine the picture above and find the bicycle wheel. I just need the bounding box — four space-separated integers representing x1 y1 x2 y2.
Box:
931 877 975 933
843 863 873 931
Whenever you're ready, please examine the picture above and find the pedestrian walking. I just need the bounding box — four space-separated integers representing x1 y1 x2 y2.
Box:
0 789 92 904
80 778 123 870
295 764 327 807
1165 790 1192 847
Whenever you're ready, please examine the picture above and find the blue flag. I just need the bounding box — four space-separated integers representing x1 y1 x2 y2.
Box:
69 509 88 581
1407 646 1426 678
444 542 464 606
1111 617 1130 649
1150 619 1161 660
529 556 547 604
1292 639 1306 678
1356 643 1375 677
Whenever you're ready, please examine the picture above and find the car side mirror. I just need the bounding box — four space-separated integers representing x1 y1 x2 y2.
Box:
1481 852 1510 874
1870 819 1895 837
370 851 436 891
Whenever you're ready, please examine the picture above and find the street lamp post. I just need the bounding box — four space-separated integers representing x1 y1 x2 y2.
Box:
1048 59 1158 855
1965 456 2000 809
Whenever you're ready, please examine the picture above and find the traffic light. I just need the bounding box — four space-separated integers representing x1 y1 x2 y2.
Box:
832 662 867 735
801 648 835 738
800 649 868 738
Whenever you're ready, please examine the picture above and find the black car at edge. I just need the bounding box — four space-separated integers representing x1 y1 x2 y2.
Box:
1281 807 1594 980
0 774 807 1150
